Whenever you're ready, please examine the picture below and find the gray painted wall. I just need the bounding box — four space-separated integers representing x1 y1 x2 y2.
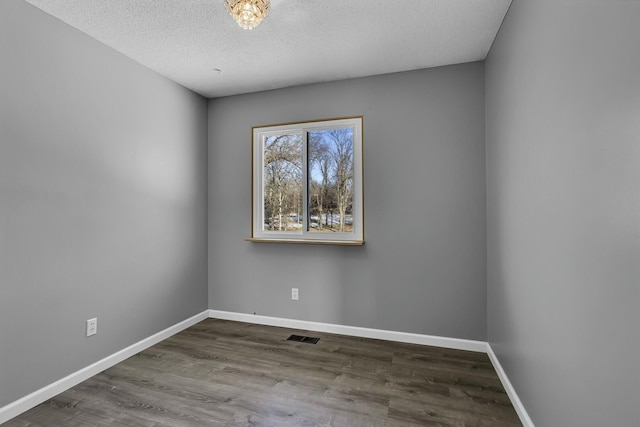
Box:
208 64 487 341
486 1 640 426
0 0 208 407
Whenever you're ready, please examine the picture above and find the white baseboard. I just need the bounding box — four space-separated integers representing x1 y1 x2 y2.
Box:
0 310 210 425
208 309 487 352
486 344 535 427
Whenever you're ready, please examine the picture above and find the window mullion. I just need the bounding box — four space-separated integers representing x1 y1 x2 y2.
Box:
301 129 309 237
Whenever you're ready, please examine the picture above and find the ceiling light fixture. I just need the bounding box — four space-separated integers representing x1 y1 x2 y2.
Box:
225 0 270 30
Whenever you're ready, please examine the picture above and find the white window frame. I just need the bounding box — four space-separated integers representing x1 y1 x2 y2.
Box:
248 116 364 245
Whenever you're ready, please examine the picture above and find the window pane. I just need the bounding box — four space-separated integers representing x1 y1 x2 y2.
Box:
307 128 354 233
263 133 303 232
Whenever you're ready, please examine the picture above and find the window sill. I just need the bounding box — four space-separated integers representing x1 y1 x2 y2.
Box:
245 238 365 246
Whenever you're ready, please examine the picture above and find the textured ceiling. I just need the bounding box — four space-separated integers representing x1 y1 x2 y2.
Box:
24 0 512 98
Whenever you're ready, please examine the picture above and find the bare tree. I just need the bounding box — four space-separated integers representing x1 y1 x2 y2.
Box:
309 134 332 230
327 129 354 232
264 134 302 231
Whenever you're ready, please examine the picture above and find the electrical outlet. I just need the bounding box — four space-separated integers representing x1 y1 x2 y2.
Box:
291 288 299 301
86 318 97 337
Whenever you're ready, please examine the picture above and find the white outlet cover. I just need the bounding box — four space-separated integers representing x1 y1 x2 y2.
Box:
86 318 97 337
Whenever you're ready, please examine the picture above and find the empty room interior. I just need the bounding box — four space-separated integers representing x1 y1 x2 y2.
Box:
1 1 638 426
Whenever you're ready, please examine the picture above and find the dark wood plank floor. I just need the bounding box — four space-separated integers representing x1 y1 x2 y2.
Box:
6 319 522 426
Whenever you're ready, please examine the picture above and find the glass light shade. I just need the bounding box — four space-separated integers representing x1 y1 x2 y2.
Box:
225 0 270 30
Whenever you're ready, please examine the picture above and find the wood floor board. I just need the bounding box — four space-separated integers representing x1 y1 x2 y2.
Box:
5 319 522 426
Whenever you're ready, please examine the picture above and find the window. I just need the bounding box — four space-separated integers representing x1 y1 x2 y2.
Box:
248 116 364 245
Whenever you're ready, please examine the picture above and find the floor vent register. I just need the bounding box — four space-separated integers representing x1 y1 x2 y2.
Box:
287 335 320 344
